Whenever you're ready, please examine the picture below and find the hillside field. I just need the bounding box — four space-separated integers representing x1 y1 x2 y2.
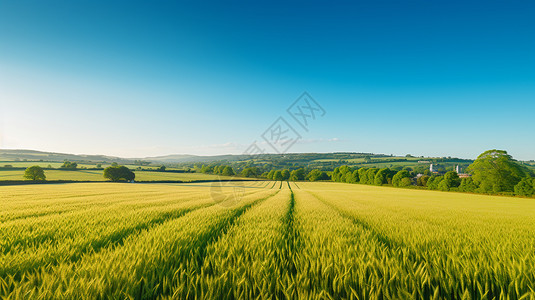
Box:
0 181 534 299
0 169 230 182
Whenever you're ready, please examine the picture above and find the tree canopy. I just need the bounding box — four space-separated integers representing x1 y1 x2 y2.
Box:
392 170 411 187
289 168 306 181
220 166 235 176
307 169 329 181
24 166 46 181
61 161 78 170
466 150 530 193
103 166 135 182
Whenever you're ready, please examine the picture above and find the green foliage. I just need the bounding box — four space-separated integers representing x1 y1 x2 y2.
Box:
427 175 443 190
103 166 135 182
241 167 260 178
392 170 411 187
373 168 389 186
417 175 430 187
358 167 368 184
200 165 210 173
331 165 355 183
467 149 529 193
306 169 329 181
60 161 78 170
514 178 534 196
289 168 305 181
459 177 478 192
350 170 360 183
23 166 46 181
438 171 461 191
364 168 378 185
157 166 166 171
273 170 283 181
281 169 290 181
221 166 235 176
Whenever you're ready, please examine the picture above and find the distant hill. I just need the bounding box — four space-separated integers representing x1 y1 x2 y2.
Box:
0 149 252 164
2 148 532 172
142 154 243 163
0 149 132 164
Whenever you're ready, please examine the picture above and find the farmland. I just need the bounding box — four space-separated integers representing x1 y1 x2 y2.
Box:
0 169 230 182
1 181 534 299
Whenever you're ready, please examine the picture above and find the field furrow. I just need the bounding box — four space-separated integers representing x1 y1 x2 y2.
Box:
1 180 534 299
0 188 277 299
164 188 291 299
300 183 535 299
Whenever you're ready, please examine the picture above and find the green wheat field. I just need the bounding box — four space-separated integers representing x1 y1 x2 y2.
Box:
1 181 534 299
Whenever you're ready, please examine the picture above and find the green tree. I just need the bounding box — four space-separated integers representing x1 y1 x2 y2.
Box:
514 178 534 196
273 170 283 181
241 167 260 178
103 166 135 182
307 169 329 181
374 168 390 186
343 170 358 183
351 170 360 183
467 150 529 193
358 168 368 184
365 168 378 185
158 166 166 171
392 170 411 187
267 170 276 180
289 168 306 181
281 169 290 181
221 166 235 176
61 161 78 170
24 166 46 181
459 177 478 192
427 175 444 190
400 177 412 187
417 175 430 187
439 171 461 191
332 167 343 182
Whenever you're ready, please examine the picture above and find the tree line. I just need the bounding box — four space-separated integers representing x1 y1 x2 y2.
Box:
200 164 330 181
332 150 535 197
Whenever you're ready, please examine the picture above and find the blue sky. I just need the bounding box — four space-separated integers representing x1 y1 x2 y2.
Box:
0 0 534 160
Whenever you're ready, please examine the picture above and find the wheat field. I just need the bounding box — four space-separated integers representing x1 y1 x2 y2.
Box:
0 181 534 299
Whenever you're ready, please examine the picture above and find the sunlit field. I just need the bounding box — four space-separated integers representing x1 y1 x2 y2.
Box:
0 169 232 182
1 181 534 298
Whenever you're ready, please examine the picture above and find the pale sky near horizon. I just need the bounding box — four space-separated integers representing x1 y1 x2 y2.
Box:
1 1 534 160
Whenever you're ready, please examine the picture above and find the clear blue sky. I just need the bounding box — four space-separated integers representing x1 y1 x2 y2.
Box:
1 0 534 160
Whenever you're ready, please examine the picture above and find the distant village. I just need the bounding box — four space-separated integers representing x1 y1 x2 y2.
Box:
428 163 471 178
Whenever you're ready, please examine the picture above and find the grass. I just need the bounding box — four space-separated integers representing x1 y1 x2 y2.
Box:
0 181 533 298
0 169 233 182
